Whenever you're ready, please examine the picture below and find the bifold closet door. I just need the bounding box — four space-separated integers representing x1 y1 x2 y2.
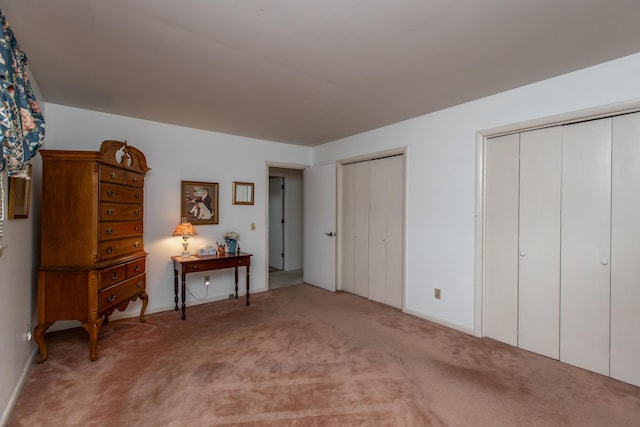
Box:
484 134 519 346
518 127 561 359
340 161 370 297
368 155 403 309
560 118 611 376
611 113 640 386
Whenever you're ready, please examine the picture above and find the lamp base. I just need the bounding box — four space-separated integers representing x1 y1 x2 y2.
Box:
181 251 191 258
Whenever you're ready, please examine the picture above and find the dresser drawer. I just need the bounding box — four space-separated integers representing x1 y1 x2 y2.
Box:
125 171 144 188
100 165 125 185
99 221 143 240
99 274 146 313
127 257 146 277
100 183 143 204
99 237 144 261
100 203 143 221
99 264 127 290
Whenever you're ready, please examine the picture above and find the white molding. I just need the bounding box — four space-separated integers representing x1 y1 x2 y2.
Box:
403 307 475 336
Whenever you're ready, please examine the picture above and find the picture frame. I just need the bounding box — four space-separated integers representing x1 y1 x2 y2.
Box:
181 180 219 224
8 165 32 219
233 181 255 205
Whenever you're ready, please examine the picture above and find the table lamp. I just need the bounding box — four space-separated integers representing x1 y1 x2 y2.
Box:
172 217 197 257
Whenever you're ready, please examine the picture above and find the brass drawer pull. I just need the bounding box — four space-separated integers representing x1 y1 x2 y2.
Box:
106 209 114 216
132 177 139 183
134 265 141 272
134 226 140 232
108 295 116 302
106 247 113 254
135 209 140 215
110 171 117 179
111 272 119 280
134 241 141 248
193 265 198 270
137 281 143 288
135 193 140 199
107 191 114 196
106 227 114 235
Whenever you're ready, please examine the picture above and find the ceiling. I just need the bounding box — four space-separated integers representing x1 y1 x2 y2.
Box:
3 1 640 146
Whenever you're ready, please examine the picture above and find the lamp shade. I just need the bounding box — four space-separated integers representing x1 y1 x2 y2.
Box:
172 219 197 236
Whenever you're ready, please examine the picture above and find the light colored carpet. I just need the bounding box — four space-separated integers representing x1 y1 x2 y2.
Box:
8 284 640 426
269 268 303 290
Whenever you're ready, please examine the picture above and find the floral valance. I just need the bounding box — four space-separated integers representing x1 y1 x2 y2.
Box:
0 8 45 177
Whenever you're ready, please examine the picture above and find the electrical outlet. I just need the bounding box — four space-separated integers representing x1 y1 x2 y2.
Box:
434 288 441 300
229 293 235 299
251 222 256 231
26 323 32 341
204 275 210 286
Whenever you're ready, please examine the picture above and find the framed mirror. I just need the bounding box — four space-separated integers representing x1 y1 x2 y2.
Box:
8 165 32 219
233 181 254 205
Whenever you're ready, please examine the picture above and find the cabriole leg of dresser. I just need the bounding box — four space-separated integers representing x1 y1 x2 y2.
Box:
34 323 52 363
82 318 104 361
139 291 149 323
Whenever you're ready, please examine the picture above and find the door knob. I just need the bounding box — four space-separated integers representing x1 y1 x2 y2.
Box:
601 259 609 265
325 232 335 237
519 251 526 257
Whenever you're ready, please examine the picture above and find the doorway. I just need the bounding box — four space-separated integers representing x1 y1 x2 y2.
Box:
268 167 303 289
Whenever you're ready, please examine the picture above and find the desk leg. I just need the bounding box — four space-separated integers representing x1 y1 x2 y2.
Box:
234 267 239 299
246 266 250 306
181 272 187 320
174 268 179 311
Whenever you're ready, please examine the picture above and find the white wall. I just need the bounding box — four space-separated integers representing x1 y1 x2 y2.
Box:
314 52 640 332
41 104 312 317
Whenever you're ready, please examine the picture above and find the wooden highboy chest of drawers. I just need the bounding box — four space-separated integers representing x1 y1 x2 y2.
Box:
34 140 151 362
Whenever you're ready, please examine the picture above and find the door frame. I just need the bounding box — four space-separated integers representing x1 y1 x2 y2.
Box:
265 162 308 289
474 100 640 338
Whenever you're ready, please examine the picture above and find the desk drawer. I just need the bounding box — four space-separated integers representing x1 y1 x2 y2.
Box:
185 257 249 273
100 165 125 185
100 274 146 313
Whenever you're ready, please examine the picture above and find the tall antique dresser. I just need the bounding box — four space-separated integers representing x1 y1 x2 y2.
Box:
34 140 150 362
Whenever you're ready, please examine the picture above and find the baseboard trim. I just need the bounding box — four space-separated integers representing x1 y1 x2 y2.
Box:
1 345 37 426
403 308 475 336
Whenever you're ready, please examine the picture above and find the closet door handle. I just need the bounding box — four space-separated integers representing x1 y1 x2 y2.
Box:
519 251 526 257
325 232 335 237
600 259 609 265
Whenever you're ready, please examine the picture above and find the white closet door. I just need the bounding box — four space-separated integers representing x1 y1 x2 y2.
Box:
368 155 403 308
484 134 520 346
560 119 611 376
518 127 561 359
611 113 640 386
340 162 370 297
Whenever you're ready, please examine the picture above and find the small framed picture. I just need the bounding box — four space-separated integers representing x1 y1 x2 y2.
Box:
8 165 32 219
181 180 219 224
233 181 255 205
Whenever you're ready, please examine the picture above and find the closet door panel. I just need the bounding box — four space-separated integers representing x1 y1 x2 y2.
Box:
518 127 561 359
368 155 403 308
611 113 640 386
340 163 357 293
484 134 519 346
560 119 611 376
341 162 370 298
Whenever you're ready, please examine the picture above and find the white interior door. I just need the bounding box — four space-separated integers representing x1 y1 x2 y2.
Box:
518 127 561 359
560 118 611 376
484 134 520 347
268 177 284 270
611 112 640 386
303 164 336 291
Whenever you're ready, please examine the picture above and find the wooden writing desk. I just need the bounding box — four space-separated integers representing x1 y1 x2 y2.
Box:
172 252 252 319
